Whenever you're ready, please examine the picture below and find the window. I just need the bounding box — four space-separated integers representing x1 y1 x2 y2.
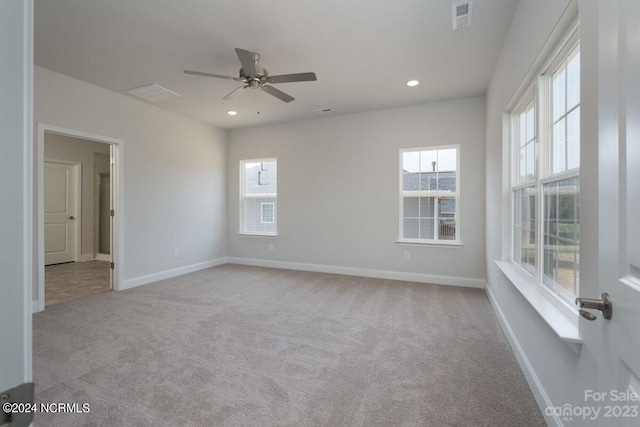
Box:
240 159 277 235
510 29 580 305
400 146 459 243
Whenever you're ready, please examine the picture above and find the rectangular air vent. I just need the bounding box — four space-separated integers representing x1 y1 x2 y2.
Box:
452 1 472 29
312 107 333 113
125 84 181 102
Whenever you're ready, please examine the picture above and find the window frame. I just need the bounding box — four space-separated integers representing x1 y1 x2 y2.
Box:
239 157 277 236
398 145 461 245
509 23 580 313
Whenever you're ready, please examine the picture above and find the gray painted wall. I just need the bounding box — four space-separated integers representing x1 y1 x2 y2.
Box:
485 0 599 422
34 66 228 297
228 96 486 282
0 0 32 390
44 133 110 257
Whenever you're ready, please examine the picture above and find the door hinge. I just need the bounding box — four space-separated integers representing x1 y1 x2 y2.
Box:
110 209 115 217
1 382 35 427
110 262 115 269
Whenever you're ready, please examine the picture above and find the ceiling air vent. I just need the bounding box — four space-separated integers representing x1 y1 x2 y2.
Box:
452 1 472 29
125 84 181 102
312 107 333 113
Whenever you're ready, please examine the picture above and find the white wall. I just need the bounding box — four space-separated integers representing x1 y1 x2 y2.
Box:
0 0 33 391
34 66 228 296
228 97 486 286
44 133 110 257
485 0 600 423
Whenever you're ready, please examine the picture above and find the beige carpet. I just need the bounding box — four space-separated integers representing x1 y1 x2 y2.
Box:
33 264 545 426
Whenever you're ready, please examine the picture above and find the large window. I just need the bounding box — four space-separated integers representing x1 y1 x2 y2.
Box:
511 29 580 305
240 158 277 235
400 146 459 243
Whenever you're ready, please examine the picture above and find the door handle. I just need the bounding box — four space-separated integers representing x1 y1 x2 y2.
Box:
575 293 613 320
68 216 75 220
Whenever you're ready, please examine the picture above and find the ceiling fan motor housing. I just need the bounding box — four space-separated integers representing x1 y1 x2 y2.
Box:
240 65 268 88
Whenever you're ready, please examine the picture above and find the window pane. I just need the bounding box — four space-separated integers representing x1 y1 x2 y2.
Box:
552 118 567 174
513 188 536 275
403 197 419 217
514 98 536 185
419 218 435 240
261 203 274 223
552 66 567 122
436 149 457 172
404 218 419 239
567 107 580 170
438 198 456 240
420 172 435 191
403 151 420 191
520 114 527 148
519 147 526 184
567 49 580 110
543 177 580 303
526 106 535 142
419 197 435 218
419 150 437 172
525 141 535 182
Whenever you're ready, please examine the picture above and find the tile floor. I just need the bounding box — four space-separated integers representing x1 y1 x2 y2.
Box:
45 260 112 306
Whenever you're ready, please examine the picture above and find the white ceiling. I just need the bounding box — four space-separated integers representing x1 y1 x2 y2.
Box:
34 0 519 131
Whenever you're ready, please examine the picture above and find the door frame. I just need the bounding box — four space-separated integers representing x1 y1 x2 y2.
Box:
43 159 81 265
37 124 124 312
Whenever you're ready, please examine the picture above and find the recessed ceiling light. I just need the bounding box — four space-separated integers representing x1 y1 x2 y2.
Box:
226 110 238 116
406 80 420 87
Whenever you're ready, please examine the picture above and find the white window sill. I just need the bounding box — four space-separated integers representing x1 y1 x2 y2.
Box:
396 240 463 248
495 260 582 350
236 233 278 238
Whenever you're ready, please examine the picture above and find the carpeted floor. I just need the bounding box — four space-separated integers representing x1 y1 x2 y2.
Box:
33 264 545 426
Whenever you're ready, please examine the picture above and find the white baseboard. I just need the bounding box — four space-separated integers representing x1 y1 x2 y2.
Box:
32 300 40 313
79 253 110 262
485 285 562 427
121 257 228 291
226 257 485 288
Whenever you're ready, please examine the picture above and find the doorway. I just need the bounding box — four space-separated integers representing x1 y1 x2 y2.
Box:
37 125 123 311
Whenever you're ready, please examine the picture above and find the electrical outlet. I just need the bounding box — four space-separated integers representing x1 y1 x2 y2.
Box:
268 243 274 252
173 249 179 258
404 251 411 261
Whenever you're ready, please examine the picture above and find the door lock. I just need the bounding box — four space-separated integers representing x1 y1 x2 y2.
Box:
68 216 75 220
575 293 613 320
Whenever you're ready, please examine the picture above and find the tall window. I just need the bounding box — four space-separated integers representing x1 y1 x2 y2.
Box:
400 146 459 243
240 158 277 235
511 29 580 305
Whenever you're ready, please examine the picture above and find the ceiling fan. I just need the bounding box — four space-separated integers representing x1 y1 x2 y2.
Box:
184 48 317 103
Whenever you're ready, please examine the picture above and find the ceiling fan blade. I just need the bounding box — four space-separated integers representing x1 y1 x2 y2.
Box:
261 85 295 103
184 70 243 82
223 85 246 100
235 48 258 77
267 72 317 84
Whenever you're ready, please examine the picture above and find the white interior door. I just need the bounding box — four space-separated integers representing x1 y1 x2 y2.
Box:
44 161 78 265
592 0 640 423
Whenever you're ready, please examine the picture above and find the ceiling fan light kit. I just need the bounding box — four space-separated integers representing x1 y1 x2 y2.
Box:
185 48 317 106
